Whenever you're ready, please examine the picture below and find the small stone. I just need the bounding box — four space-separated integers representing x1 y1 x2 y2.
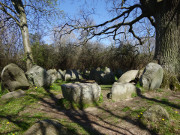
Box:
1 90 25 100
142 105 169 122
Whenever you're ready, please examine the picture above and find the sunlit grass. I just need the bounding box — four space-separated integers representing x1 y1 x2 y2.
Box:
0 80 179 135
100 84 112 90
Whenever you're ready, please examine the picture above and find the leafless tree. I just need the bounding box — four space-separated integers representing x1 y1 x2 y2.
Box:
0 0 61 70
58 0 180 76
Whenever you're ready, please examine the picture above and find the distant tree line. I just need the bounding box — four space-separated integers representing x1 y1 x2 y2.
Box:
0 32 153 73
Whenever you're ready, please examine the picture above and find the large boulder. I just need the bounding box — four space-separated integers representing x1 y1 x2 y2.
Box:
26 65 51 87
111 82 137 101
61 83 101 104
142 105 169 122
24 119 71 135
1 90 25 100
47 69 58 83
1 63 29 91
140 63 163 90
89 68 115 84
117 70 139 83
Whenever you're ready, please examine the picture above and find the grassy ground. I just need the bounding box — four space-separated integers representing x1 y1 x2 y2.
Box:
0 81 179 135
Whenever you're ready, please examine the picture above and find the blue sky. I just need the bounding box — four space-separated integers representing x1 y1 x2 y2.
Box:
43 0 113 45
59 0 111 23
42 0 154 47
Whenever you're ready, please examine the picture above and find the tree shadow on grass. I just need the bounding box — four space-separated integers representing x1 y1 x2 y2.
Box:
136 88 180 109
2 84 179 135
0 114 30 131
42 84 158 135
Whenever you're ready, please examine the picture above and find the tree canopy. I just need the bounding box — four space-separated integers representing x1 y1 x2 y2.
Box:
58 0 179 75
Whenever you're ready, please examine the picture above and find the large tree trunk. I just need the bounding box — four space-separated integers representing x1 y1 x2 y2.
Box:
11 0 34 70
154 0 180 75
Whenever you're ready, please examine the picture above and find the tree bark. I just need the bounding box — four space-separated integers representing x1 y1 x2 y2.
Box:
11 0 34 70
20 15 34 70
153 0 180 75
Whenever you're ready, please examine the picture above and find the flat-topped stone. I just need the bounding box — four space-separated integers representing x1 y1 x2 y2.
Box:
61 83 101 104
117 70 139 83
111 82 137 101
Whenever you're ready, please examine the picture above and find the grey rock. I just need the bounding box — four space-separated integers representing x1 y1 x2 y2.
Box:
26 65 51 87
24 119 70 135
117 70 139 83
61 82 101 104
104 67 111 74
111 82 136 101
89 68 115 84
64 69 80 81
57 69 65 80
1 63 29 91
96 67 101 71
47 69 58 83
84 69 90 74
142 105 169 122
140 63 163 90
1 90 25 100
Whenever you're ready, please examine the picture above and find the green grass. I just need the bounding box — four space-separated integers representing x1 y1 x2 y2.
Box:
0 80 74 134
115 76 119 81
122 106 131 112
156 88 163 92
57 119 90 135
161 98 169 102
0 81 179 135
141 105 180 135
58 93 104 110
136 82 146 93
0 91 42 134
130 107 146 117
131 92 137 98
0 82 9 97
131 96 180 135
100 84 112 90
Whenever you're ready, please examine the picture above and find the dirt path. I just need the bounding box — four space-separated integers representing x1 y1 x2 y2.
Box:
21 89 180 135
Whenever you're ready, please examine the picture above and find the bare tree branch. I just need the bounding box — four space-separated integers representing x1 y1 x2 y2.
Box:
0 4 20 26
147 16 155 27
0 2 19 17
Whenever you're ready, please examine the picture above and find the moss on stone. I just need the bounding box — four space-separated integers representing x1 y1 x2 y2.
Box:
161 70 180 91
